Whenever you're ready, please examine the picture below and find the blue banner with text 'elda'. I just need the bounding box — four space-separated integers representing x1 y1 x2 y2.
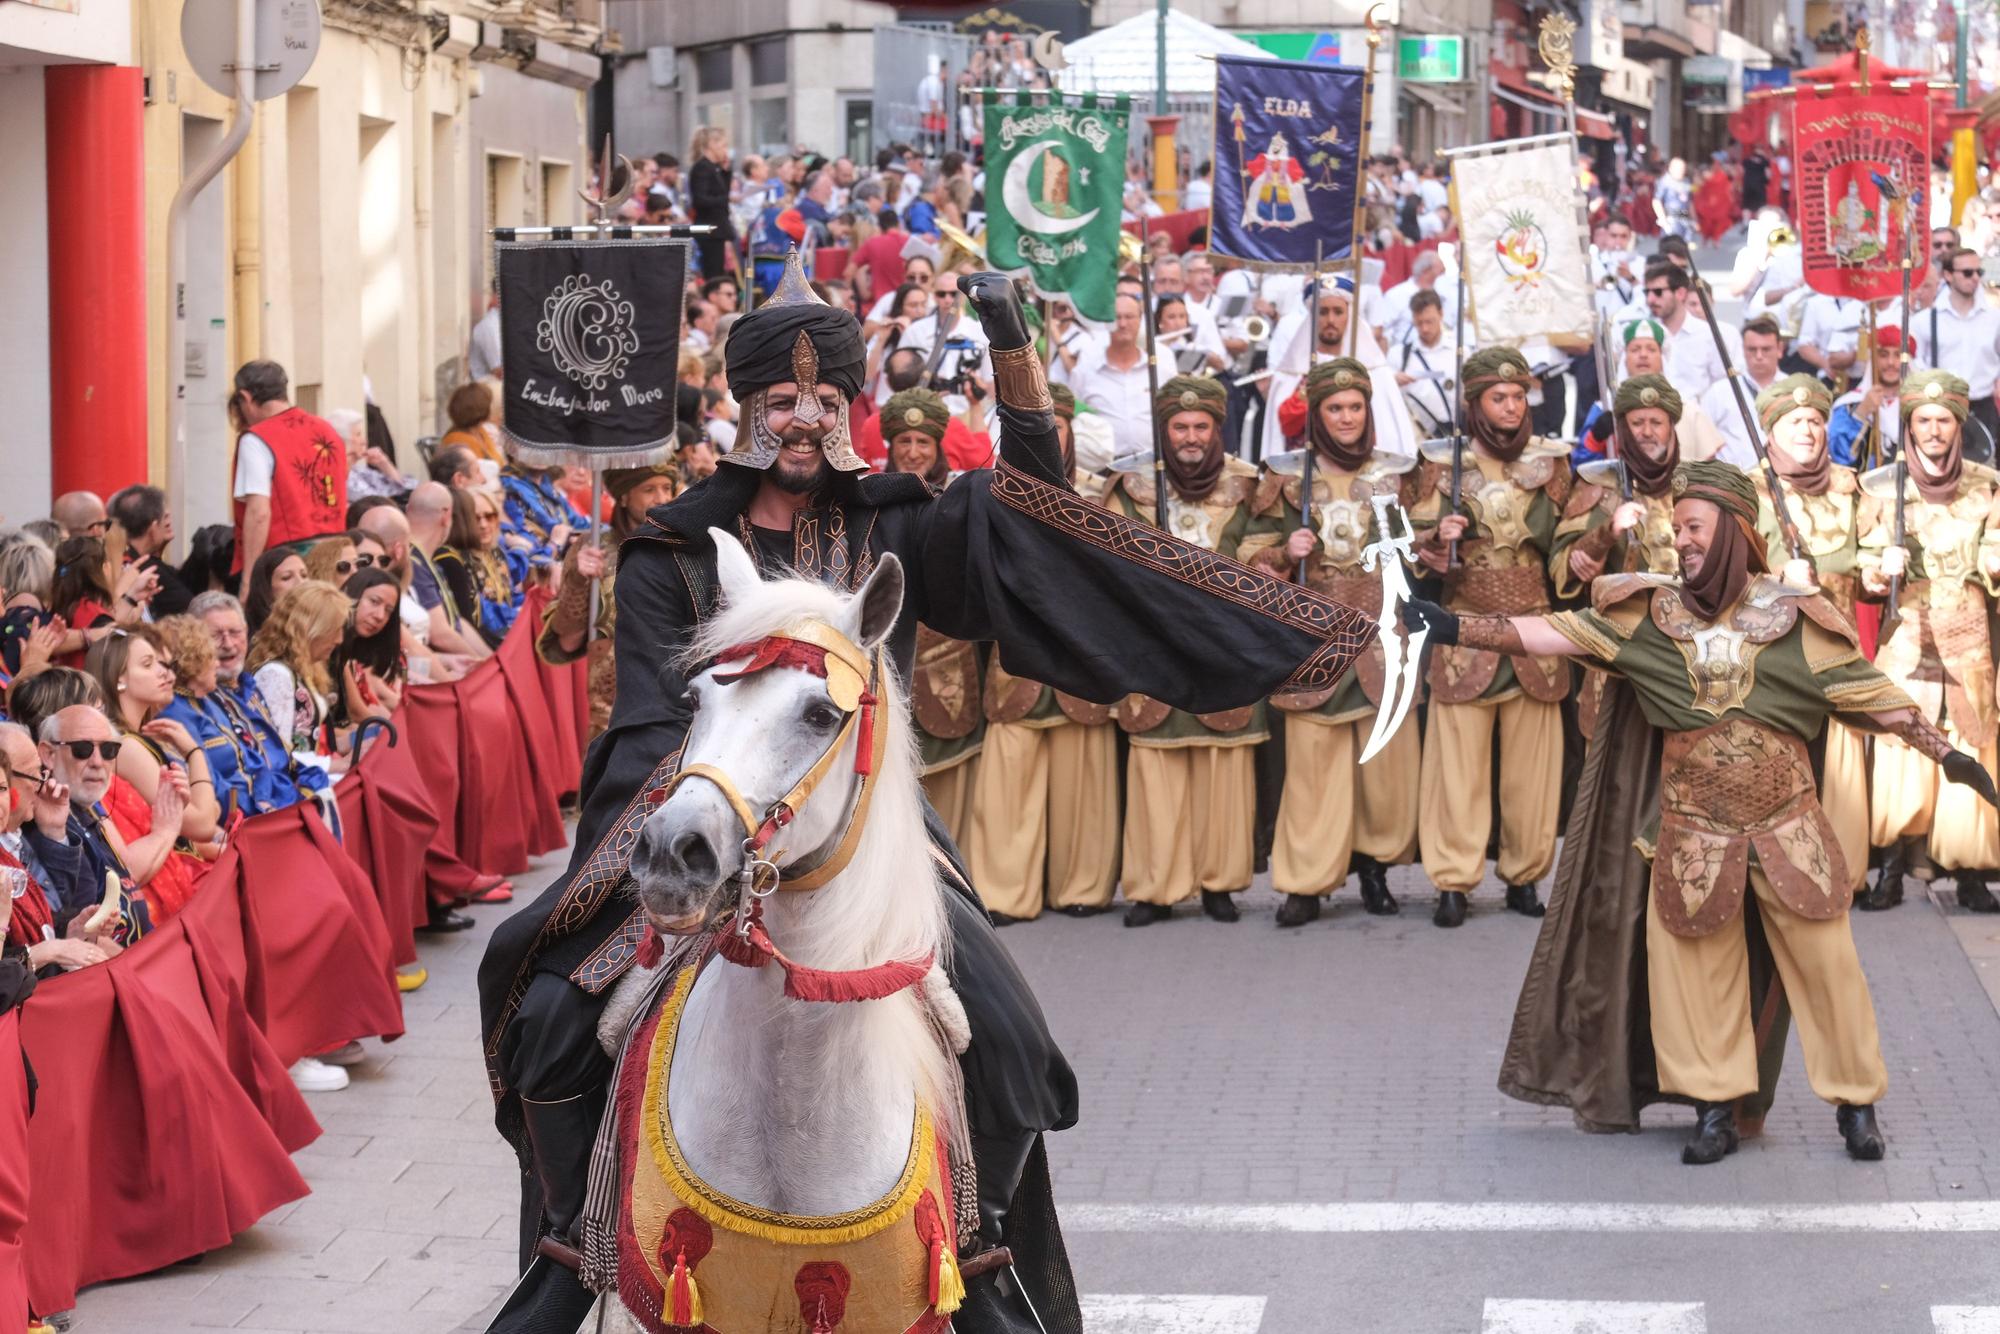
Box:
1208 55 1366 268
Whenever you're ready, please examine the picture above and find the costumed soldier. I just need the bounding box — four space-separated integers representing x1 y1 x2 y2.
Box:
1414 460 2000 1165
1549 373 1684 740
1410 347 1573 928
1104 374 1266 927
1749 374 1870 895
539 464 679 740
882 387 986 846
478 253 1372 1334
1858 369 2000 913
966 385 1121 923
1240 358 1418 925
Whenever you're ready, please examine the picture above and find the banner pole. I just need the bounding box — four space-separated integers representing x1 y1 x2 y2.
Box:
586 471 604 646
1348 10 1382 359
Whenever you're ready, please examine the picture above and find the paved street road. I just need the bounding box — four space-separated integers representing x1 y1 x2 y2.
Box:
69 839 2000 1334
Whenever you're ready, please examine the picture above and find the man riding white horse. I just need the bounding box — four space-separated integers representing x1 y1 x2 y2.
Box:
478 251 1374 1332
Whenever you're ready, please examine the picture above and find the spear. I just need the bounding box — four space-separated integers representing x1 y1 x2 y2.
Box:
1691 273 1805 564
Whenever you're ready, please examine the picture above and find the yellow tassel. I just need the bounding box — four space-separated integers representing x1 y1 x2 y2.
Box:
933 1243 965 1316
669 1250 704 1328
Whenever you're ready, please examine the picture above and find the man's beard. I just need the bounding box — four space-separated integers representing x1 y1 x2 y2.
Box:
770 447 832 495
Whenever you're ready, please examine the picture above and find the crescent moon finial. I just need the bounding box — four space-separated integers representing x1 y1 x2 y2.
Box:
1364 4 1385 39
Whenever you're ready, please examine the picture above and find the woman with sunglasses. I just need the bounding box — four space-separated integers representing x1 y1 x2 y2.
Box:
153 614 258 822
304 532 363 587
86 630 217 919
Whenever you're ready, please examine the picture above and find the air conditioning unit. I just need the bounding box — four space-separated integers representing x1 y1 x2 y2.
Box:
648 45 678 88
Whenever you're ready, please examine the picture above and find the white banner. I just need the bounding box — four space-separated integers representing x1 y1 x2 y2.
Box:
1450 138 1593 349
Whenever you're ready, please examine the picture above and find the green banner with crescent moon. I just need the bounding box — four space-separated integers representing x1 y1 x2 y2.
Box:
982 90 1131 325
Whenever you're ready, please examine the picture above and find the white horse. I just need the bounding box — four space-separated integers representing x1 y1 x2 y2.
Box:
593 528 971 1334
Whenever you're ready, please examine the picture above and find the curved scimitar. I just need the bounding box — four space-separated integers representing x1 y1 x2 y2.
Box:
1357 494 1423 765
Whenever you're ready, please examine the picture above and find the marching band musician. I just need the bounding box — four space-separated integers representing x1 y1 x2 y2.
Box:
966 385 1122 923
1104 375 1266 927
1857 370 2000 914
1409 348 1573 928
1240 359 1420 925
1747 375 1871 898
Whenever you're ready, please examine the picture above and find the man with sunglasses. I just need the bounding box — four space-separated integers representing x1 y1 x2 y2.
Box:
1913 248 2000 460
1641 261 1735 400
25 706 173 946
51 492 108 541
0 722 96 948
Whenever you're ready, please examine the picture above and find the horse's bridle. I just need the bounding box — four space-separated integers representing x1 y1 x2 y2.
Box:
647 618 894 949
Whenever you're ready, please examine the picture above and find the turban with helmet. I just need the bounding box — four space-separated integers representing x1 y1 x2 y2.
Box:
1154 374 1227 424
1754 373 1832 433
720 250 869 473
1614 373 1682 423
1902 368 1971 423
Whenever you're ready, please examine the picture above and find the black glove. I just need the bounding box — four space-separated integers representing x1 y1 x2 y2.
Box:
958 272 1032 350
1402 597 1459 646
1942 750 2000 810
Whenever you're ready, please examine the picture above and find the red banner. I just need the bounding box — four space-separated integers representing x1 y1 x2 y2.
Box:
1794 89 1931 300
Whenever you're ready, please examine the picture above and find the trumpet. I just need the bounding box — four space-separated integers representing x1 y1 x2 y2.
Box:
1224 312 1273 376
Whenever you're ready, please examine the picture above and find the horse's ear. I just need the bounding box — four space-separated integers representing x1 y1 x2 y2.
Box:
707 526 761 607
851 553 904 650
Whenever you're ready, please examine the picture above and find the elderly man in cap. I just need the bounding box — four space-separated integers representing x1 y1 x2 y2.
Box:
1241 359 1420 925
1102 374 1266 927
480 254 1373 1333
1413 460 2000 1166
1749 373 1872 893
1859 369 2000 913
967 384 1122 923
540 464 679 740
1410 346 1574 928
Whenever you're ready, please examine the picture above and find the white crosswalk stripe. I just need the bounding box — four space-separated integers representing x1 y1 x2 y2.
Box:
1080 1294 1268 1334
1481 1299 1708 1333
1935 1309 2000 1333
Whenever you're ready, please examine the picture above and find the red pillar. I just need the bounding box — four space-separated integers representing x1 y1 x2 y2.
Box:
45 66 148 499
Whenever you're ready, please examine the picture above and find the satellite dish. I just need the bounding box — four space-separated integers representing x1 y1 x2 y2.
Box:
1031 30 1068 71
181 0 322 101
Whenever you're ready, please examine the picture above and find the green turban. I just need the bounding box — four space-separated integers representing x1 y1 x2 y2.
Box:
1671 460 1758 528
882 388 950 444
1622 318 1666 347
1155 373 1227 423
1461 347 1533 398
1902 368 1971 423
604 464 678 500
1614 373 1683 424
1049 383 1076 420
1305 358 1374 408
1755 373 1832 432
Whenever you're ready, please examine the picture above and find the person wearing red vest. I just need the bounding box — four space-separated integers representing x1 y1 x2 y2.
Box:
229 360 348 593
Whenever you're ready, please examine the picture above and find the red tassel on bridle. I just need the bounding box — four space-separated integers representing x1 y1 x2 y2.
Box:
718 897 932 1003
854 688 877 776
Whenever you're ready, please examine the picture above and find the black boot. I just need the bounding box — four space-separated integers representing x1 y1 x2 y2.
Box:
1201 889 1241 923
1858 845 1905 911
520 1092 603 1243
1055 903 1109 918
1503 881 1546 917
1356 854 1400 916
1122 902 1172 928
1432 891 1467 928
1275 894 1321 928
1956 873 2000 914
1681 1101 1740 1165
1837 1104 1886 1160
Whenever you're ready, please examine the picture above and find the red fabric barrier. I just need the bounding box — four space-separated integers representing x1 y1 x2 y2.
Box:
225 808 405 1065
812 246 850 282
0 1013 26 1332
520 586 587 792
452 662 537 876
21 899 316 1315
336 738 437 967
494 631 569 856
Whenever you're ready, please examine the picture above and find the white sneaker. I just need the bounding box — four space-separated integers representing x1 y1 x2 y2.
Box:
316 1040 365 1067
290 1057 349 1092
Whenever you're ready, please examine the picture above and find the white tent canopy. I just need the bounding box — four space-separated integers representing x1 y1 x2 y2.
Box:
1053 9 1267 98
